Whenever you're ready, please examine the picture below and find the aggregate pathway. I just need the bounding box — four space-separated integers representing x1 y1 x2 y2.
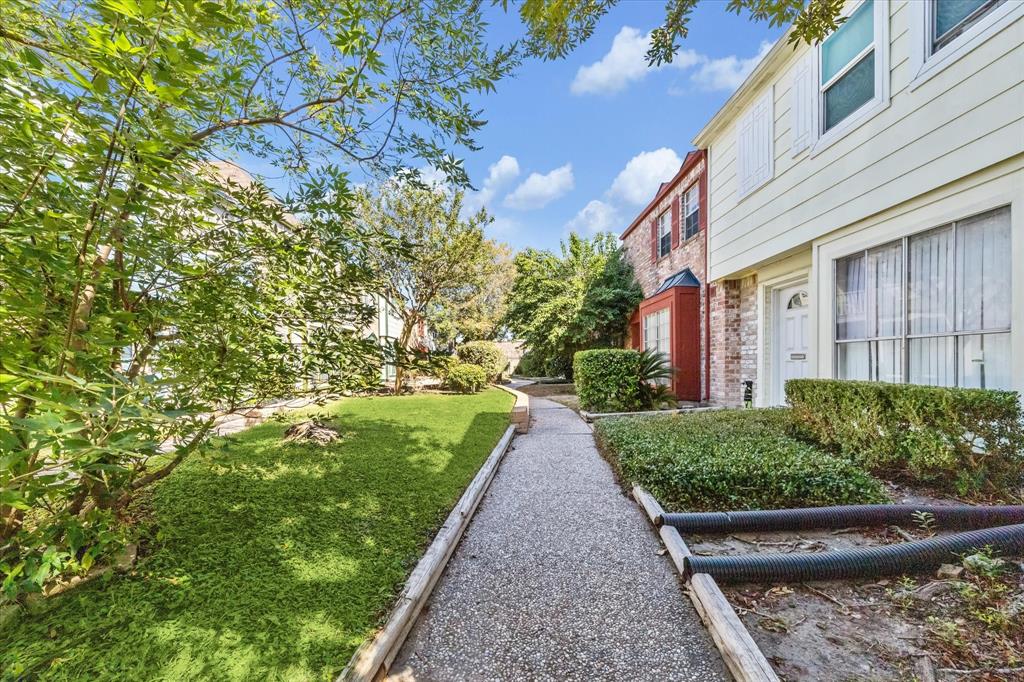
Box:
387 396 729 681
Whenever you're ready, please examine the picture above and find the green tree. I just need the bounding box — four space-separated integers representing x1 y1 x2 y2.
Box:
355 182 507 394
428 245 515 348
0 0 516 599
514 0 848 64
505 233 642 379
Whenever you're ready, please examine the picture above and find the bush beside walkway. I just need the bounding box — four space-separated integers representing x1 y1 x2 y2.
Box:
596 408 888 511
1 390 513 681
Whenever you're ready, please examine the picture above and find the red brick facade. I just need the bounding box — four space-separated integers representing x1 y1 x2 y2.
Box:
620 149 759 406
620 151 709 402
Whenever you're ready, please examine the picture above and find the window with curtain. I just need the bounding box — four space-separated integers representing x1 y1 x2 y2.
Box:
657 210 671 258
820 0 877 132
835 206 1011 389
683 184 700 240
932 0 1007 52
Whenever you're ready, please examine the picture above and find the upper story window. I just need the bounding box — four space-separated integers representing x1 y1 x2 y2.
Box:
909 0 1022 89
820 0 879 133
683 184 700 240
657 210 671 258
933 0 1007 52
834 206 1011 389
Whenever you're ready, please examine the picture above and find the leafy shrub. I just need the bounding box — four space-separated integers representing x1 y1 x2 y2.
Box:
786 379 1024 496
596 408 888 511
456 341 506 381
445 363 488 393
637 348 676 409
514 348 545 376
574 349 642 412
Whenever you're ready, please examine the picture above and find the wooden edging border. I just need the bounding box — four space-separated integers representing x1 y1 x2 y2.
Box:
496 383 530 433
632 486 779 682
581 405 725 422
338 425 517 682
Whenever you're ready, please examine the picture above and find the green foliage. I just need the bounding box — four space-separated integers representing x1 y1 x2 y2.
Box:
505 233 642 378
514 348 545 377
514 0 848 65
786 379 1024 496
445 363 489 394
0 391 514 679
429 246 515 348
0 0 521 599
456 341 506 381
355 183 510 393
574 349 642 413
637 349 676 409
596 409 888 511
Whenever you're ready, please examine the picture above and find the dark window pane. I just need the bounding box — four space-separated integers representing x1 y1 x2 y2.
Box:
935 0 1001 45
684 211 699 240
824 51 875 131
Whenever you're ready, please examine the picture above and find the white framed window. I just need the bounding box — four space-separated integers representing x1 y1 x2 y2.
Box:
818 1 888 135
682 184 700 240
737 88 773 198
908 0 1023 90
643 307 671 367
657 210 671 258
834 206 1012 389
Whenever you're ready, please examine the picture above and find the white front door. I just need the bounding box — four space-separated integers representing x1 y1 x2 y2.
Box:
775 285 810 405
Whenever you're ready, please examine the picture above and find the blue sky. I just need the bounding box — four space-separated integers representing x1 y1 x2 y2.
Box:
450 2 784 252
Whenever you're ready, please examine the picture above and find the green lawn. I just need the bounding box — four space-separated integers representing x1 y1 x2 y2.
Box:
1 389 513 681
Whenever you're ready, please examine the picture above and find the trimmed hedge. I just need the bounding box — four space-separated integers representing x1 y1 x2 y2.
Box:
445 363 488 393
596 409 888 511
574 349 641 413
456 341 506 381
786 379 1024 496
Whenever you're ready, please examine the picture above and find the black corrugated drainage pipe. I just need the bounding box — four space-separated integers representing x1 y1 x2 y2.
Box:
683 523 1024 584
658 504 1024 533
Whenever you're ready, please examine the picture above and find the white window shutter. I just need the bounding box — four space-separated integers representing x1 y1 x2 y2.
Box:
790 51 814 154
737 88 774 197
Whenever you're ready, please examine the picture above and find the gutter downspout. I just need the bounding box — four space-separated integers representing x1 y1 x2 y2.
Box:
703 152 711 404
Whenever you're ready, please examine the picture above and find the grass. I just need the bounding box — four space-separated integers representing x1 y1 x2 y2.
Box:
595 408 888 511
0 389 513 681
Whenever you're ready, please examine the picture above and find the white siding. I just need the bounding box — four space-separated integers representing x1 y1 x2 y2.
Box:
705 0 1024 281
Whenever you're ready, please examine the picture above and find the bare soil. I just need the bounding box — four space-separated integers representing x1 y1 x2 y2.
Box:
686 486 1024 682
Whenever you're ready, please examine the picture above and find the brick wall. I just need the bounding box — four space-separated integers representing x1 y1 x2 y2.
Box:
620 154 709 399
708 274 758 406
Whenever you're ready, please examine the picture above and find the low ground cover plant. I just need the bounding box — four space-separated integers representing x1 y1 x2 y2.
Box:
786 379 1024 497
0 390 512 679
596 408 888 511
456 341 507 381
446 363 489 393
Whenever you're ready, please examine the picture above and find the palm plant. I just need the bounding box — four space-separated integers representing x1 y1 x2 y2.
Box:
637 348 677 409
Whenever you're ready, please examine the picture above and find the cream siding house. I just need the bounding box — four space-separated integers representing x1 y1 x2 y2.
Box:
694 0 1024 407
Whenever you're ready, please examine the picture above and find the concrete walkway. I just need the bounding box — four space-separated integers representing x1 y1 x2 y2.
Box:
388 397 728 681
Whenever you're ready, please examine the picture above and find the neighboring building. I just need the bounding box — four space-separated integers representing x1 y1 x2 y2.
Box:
620 150 709 402
691 0 1023 406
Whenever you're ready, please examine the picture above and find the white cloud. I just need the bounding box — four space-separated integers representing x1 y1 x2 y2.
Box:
564 200 620 235
465 155 520 212
608 148 682 205
571 26 701 95
416 165 449 188
691 41 773 92
503 163 575 210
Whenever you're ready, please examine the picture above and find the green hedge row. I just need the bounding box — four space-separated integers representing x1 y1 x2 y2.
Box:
445 363 488 393
456 341 506 381
596 409 887 511
786 379 1024 496
574 349 641 413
